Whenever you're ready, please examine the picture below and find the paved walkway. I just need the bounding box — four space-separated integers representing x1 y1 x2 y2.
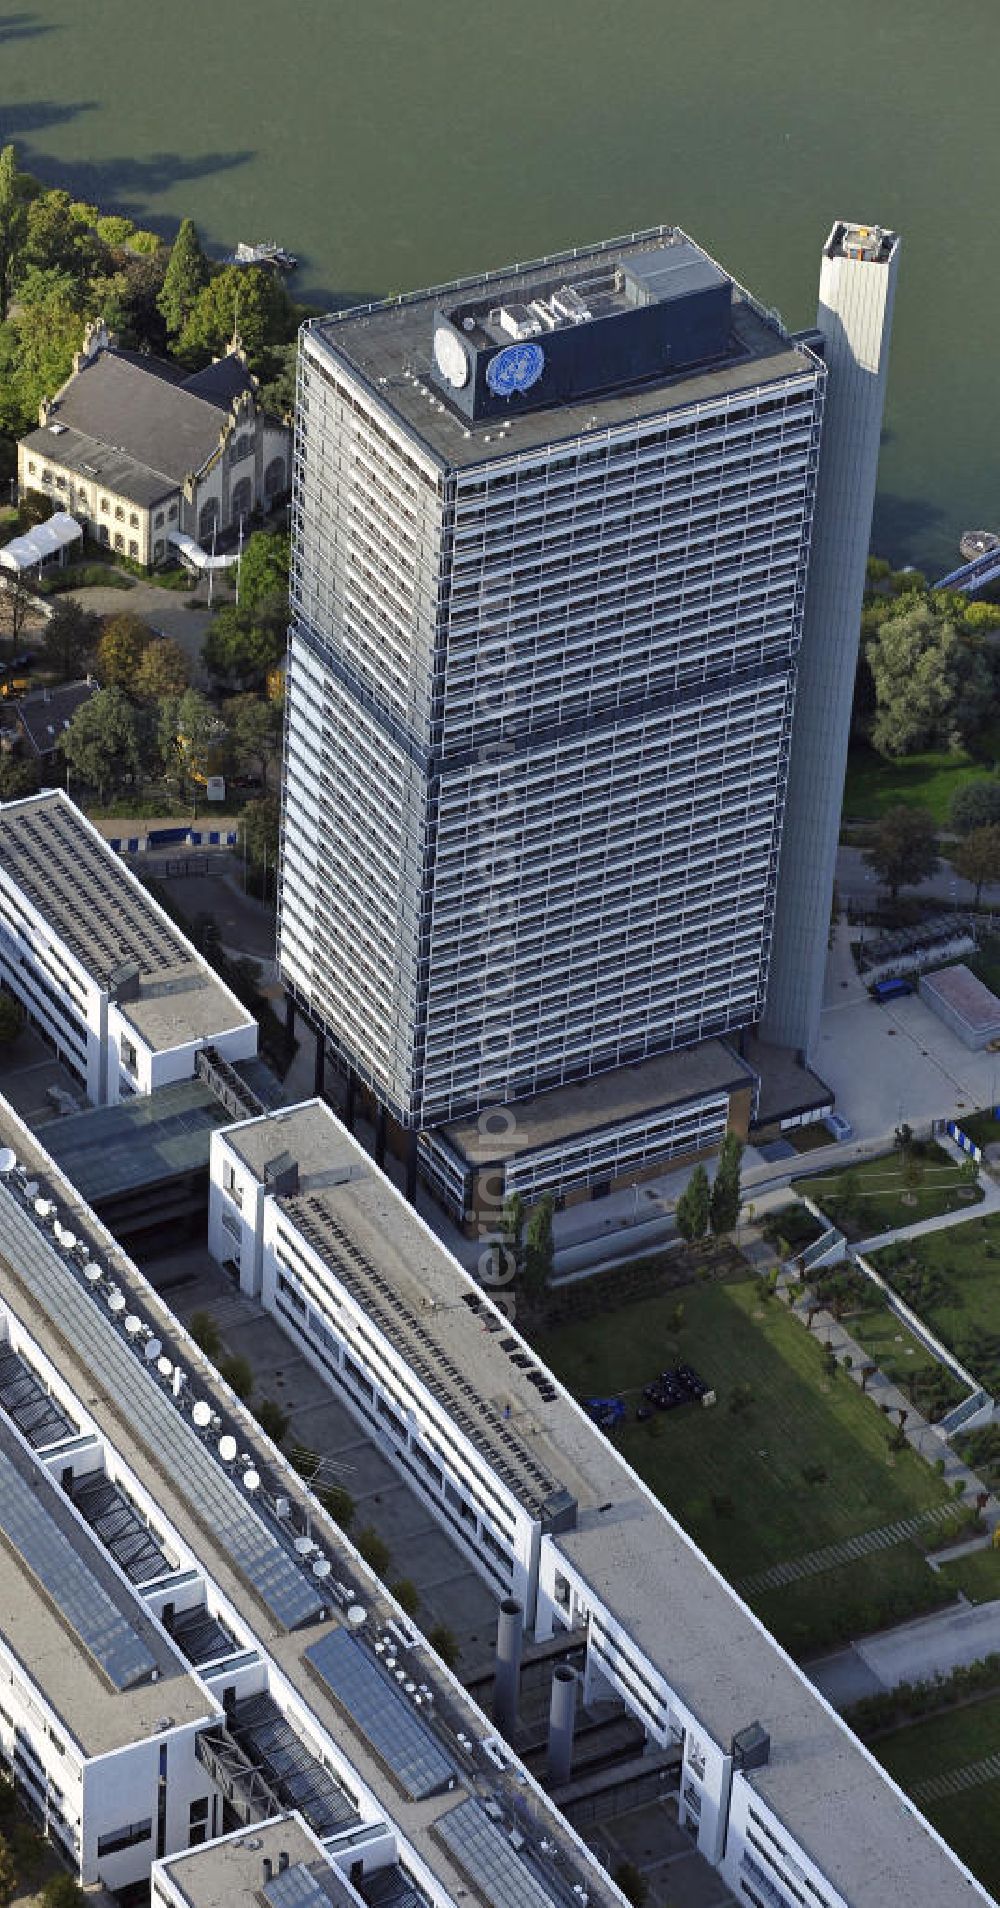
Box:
740 1502 964 1596
913 1749 1000 1804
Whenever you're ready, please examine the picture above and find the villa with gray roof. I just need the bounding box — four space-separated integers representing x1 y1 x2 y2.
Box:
17 319 291 567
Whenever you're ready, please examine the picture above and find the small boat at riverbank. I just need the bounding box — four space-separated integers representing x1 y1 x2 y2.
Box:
960 529 1000 561
228 241 297 272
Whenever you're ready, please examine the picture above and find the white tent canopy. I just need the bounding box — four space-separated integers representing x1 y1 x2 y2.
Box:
0 512 83 574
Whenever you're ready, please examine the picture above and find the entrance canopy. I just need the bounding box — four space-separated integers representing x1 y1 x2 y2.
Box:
0 512 83 574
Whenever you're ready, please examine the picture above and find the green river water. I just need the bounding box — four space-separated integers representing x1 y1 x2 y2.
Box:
2 0 997 574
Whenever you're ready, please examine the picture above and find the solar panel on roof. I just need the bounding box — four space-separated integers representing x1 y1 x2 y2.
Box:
263 1863 357 1908
436 1801 561 1908
0 1443 156 1690
305 1628 456 1801
0 1185 325 1630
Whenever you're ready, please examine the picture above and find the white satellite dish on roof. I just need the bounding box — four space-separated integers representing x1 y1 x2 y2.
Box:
85 1264 102 1285
124 1314 143 1336
144 1337 162 1363
294 1536 314 1557
0 1149 17 1175
242 1468 260 1493
61 1232 76 1252
108 1291 126 1314
192 1401 212 1428
219 1435 238 1463
172 1368 184 1398
312 1558 331 1580
157 1356 173 1378
34 1197 50 1218
52 1221 65 1244
347 1605 366 1629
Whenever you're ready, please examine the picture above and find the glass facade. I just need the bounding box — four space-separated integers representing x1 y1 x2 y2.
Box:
279 254 825 1130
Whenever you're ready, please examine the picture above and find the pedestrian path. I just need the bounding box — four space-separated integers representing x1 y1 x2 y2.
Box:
913 1750 1000 1804
740 1501 962 1596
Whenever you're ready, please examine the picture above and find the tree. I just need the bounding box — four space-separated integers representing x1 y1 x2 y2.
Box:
613 1861 648 1907
675 1163 710 1243
175 686 226 790
0 144 27 322
391 1578 420 1617
0 755 38 800
0 1833 15 1908
427 1623 459 1670
224 691 283 787
523 1193 555 1304
0 569 33 652
42 595 100 681
217 1354 254 1401
239 793 280 875
0 274 82 434
60 686 141 798
96 611 151 686
710 1130 744 1237
355 1525 391 1575
156 217 209 337
238 532 290 614
134 636 189 701
866 602 994 756
501 1191 525 1281
203 597 287 690
318 1483 354 1529
950 779 1000 837
178 264 295 374
0 993 23 1047
41 1873 86 1908
189 1310 222 1357
255 1398 289 1444
862 804 938 899
952 824 1000 905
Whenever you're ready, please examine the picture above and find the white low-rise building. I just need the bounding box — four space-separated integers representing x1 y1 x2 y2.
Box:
208 1096 993 1908
0 1095 625 1908
0 790 257 1105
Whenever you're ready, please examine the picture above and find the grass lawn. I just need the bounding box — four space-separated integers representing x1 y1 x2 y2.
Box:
794 1144 983 1239
874 1696 1000 1897
533 1279 954 1656
938 1546 1000 1606
873 1215 1000 1393
805 1273 966 1421
843 745 989 824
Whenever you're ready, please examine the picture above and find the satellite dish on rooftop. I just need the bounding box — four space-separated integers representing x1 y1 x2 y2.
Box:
242 1468 260 1493
219 1434 238 1463
85 1265 102 1284
157 1356 173 1378
52 1221 65 1244
312 1558 331 1581
0 1149 17 1175
347 1605 366 1629
61 1232 76 1251
33 1197 51 1218
124 1314 143 1336
144 1337 162 1362
294 1536 314 1556
108 1291 126 1314
192 1401 212 1428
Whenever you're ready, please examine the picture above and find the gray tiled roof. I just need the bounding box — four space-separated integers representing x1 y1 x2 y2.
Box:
16 680 98 760
34 349 253 490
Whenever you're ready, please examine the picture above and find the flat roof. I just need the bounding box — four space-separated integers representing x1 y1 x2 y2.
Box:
44 1078 232 1202
308 226 819 472
0 1410 207 1758
0 1097 620 1908
155 1816 352 1908
922 964 1000 1033
741 1034 834 1128
439 1039 753 1165
221 1099 988 1908
0 791 253 1052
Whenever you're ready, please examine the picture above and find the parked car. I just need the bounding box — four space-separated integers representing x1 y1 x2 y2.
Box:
824 1111 853 1142
869 975 913 1003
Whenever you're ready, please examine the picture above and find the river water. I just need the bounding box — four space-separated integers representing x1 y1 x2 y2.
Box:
3 0 997 574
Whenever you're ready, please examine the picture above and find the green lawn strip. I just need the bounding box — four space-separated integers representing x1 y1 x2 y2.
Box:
843 745 986 824
825 1295 966 1420
751 1543 953 1658
912 1784 1000 1901
874 1692 1000 1790
872 1216 1000 1393
938 1547 1000 1606
794 1146 983 1237
534 1280 951 1589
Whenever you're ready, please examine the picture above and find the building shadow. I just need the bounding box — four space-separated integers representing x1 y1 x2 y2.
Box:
0 13 57 46
871 490 949 575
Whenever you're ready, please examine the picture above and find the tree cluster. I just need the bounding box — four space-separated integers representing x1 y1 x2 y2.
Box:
675 1132 744 1243
854 574 1000 760
0 146 301 448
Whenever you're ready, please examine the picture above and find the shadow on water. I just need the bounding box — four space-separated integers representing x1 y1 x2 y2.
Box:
871 491 948 576
0 100 95 140
0 13 57 47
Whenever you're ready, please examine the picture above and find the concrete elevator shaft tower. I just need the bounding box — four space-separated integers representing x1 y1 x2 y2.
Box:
764 222 900 1059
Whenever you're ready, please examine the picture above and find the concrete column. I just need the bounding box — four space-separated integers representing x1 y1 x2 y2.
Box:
374 1103 387 1170
547 1664 577 1786
493 1597 523 1733
405 1129 418 1204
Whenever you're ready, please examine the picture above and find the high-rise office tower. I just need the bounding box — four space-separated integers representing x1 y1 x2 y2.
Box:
279 227 827 1220
764 222 900 1059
